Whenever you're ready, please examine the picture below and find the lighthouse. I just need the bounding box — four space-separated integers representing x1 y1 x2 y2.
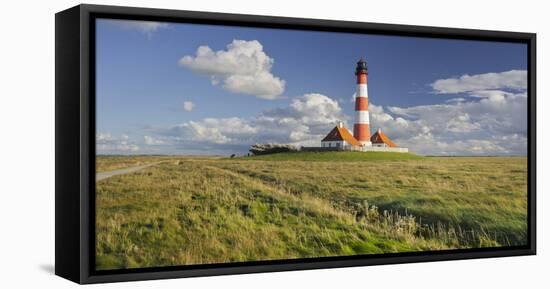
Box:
353 58 372 146
318 57 408 153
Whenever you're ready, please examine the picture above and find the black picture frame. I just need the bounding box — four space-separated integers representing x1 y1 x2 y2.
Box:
55 4 536 284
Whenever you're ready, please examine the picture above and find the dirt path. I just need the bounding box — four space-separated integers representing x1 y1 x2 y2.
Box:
96 162 162 181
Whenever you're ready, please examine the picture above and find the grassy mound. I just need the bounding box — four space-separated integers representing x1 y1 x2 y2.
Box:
243 151 424 161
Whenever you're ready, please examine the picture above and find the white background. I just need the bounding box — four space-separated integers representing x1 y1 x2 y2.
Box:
0 0 547 287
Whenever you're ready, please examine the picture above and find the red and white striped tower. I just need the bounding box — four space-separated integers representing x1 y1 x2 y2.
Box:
353 58 372 146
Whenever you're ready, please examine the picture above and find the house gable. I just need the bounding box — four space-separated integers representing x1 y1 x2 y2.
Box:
322 126 360 147
370 129 397 147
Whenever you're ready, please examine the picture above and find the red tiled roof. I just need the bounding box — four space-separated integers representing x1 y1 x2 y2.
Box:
322 126 360 147
370 129 397 147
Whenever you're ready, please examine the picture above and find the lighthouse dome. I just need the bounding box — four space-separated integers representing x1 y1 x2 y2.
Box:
355 58 368 75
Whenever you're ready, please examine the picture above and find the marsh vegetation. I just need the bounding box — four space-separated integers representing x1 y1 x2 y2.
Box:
95 153 527 270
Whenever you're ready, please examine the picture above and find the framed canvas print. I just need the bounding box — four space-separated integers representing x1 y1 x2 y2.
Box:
55 4 536 284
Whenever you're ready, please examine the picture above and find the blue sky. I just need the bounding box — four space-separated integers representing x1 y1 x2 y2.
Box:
96 19 528 156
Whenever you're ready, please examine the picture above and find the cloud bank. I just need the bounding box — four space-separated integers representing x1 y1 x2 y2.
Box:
367 70 528 155
159 93 346 149
96 93 344 155
97 70 527 156
179 40 286 99
97 133 140 154
431 70 527 94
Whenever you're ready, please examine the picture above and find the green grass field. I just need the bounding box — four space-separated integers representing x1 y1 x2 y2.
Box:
95 152 527 270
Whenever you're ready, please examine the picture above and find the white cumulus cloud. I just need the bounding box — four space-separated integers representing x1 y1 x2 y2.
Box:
144 135 165 145
154 93 345 150
183 101 194 112
178 40 286 99
96 133 140 154
366 69 527 155
369 90 527 155
183 117 258 144
431 70 527 94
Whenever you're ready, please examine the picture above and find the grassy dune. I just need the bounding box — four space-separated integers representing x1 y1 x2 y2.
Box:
95 154 527 270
